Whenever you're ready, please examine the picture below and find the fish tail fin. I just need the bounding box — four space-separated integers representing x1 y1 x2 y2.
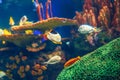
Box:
42 61 48 65
94 27 102 33
77 56 81 60
41 62 48 67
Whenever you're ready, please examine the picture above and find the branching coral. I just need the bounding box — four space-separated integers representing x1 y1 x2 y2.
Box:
74 0 120 37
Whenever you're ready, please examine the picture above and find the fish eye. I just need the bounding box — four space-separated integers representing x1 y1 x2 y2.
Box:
50 30 57 34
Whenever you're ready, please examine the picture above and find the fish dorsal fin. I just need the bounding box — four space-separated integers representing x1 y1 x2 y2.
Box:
50 29 58 34
77 56 80 60
9 16 15 26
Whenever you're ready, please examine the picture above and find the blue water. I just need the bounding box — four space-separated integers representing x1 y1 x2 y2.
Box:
0 0 83 28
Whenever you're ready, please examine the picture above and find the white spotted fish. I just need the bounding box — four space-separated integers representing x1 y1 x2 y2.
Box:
43 55 62 65
47 30 62 44
78 24 100 34
78 24 101 46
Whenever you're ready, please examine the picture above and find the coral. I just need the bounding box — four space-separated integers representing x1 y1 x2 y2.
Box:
57 37 120 80
74 0 120 37
26 43 46 52
25 65 30 72
0 34 38 48
2 51 47 80
0 17 77 49
11 17 77 31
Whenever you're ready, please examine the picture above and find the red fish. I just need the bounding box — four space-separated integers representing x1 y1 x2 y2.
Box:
64 56 80 68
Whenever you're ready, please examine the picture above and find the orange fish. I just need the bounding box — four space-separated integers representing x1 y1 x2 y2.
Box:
64 56 80 68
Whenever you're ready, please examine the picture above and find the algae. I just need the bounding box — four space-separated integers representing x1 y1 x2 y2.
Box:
57 37 120 80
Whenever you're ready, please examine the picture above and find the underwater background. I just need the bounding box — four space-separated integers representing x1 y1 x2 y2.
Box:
0 0 83 27
0 0 120 80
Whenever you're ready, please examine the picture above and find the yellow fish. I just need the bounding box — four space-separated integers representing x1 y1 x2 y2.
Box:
3 29 11 35
9 16 15 26
25 30 33 35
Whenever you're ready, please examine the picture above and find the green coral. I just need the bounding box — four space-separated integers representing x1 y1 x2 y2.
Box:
57 37 120 80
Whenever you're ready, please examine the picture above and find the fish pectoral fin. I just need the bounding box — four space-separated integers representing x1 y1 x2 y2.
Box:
52 41 62 44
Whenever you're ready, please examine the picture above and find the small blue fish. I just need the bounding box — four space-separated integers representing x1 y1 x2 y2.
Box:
41 38 46 43
33 30 43 35
33 30 47 43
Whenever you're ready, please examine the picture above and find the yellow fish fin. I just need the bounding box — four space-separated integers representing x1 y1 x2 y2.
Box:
9 16 15 26
3 29 12 35
25 30 33 35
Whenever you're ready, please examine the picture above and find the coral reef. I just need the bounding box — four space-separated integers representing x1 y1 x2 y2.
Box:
0 17 77 49
71 0 120 55
57 37 120 80
0 43 66 80
0 18 76 48
74 0 120 37
0 51 48 80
